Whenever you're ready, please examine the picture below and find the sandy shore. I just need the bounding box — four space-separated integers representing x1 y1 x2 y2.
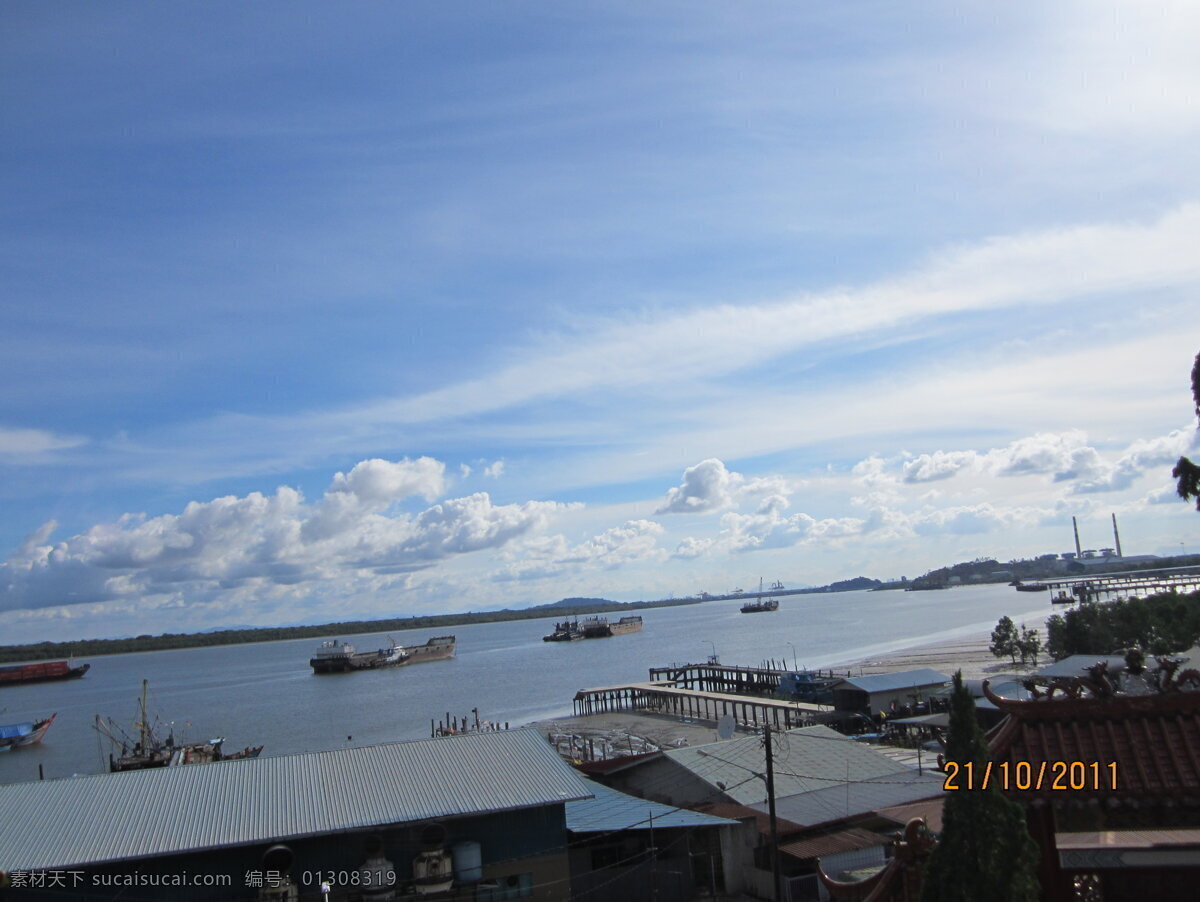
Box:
526 629 1039 756
825 630 1040 682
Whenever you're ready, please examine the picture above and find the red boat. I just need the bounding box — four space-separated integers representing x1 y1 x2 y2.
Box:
0 660 90 686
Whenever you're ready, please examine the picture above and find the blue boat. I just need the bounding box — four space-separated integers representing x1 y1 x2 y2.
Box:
0 713 56 752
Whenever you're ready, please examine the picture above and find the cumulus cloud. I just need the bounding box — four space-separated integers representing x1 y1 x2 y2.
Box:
910 503 1018 536
902 450 977 483
493 520 666 581
656 459 789 515
483 460 505 478
891 427 1198 495
657 459 740 514
671 493 868 557
1 457 568 612
672 536 714 559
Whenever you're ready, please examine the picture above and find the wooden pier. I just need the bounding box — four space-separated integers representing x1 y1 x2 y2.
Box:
646 661 850 695
1036 565 1200 603
572 681 828 731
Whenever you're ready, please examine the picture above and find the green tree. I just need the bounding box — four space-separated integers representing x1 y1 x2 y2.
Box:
989 616 1018 663
1172 349 1200 509
1017 626 1041 666
922 673 1040 902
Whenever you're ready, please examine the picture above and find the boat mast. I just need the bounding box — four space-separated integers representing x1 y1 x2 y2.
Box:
138 679 149 752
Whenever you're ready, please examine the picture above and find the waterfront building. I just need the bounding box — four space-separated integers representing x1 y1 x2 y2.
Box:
827 669 951 715
0 728 588 901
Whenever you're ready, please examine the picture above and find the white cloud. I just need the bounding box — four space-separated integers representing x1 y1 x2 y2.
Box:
656 458 791 515
0 425 87 459
903 450 976 483
657 458 741 514
1 458 569 612
672 536 714 559
988 431 1091 478
493 519 665 582
326 457 444 505
296 206 1200 445
483 460 505 478
910 503 1022 537
891 427 1197 495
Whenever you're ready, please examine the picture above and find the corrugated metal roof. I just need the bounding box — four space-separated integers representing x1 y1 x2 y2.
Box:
665 725 912 807
779 826 887 861
0 727 591 872
565 780 737 833
834 670 950 693
757 770 945 828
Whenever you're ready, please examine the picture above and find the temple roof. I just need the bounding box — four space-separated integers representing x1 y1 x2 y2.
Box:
985 682 1200 799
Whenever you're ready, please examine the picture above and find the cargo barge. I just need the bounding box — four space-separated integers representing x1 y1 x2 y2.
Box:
581 615 643 638
310 636 455 673
0 660 90 687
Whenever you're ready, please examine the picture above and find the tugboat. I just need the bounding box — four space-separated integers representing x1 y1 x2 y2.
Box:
543 620 583 641
740 598 779 613
310 638 409 673
740 578 781 613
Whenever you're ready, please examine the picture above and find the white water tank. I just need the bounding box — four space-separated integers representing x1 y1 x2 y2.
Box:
452 841 482 882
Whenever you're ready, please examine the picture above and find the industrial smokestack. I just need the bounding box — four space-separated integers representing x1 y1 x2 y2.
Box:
1112 513 1123 557
1073 516 1082 559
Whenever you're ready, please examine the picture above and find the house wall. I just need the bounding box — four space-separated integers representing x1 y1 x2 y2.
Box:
567 827 699 902
834 685 943 715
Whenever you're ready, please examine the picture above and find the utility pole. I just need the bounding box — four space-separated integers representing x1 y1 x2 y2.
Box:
764 724 783 901
649 810 657 902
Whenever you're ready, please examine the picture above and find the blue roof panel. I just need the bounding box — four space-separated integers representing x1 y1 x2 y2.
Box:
566 779 737 833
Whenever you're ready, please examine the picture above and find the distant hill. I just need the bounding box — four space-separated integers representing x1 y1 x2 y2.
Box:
532 597 617 610
824 576 881 593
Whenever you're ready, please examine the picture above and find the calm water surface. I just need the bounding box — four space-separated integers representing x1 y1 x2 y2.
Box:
0 584 1053 784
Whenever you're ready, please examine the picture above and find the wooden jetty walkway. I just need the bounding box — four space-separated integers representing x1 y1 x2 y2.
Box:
646 660 851 695
572 681 829 731
1037 564 1200 603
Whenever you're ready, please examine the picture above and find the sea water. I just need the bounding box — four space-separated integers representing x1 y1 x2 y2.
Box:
0 583 1052 784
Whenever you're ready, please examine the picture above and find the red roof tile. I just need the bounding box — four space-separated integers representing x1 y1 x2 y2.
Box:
985 685 1200 799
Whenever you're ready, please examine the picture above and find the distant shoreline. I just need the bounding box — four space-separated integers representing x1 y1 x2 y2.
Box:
0 575 892 664
0 597 704 664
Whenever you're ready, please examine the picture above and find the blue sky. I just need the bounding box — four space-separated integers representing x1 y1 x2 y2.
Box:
3 1 1199 643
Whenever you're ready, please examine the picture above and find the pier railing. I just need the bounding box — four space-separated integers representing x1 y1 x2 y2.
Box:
647 661 850 695
1036 565 1200 602
572 680 830 732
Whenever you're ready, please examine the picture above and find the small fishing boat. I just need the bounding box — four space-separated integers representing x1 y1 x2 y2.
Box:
0 713 56 752
740 578 781 613
95 680 263 771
